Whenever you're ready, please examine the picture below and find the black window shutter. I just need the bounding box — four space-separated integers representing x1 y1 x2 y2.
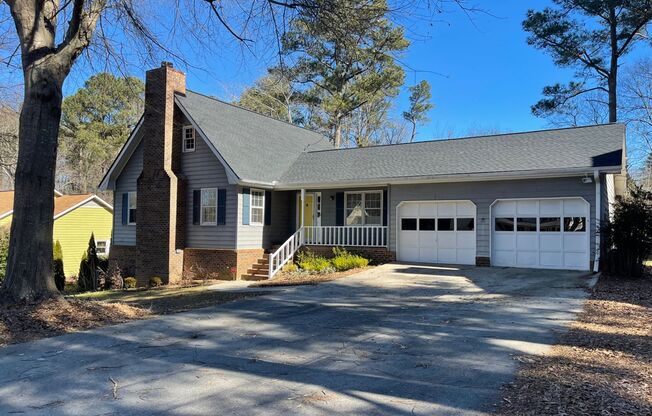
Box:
192 190 201 225
336 192 344 226
264 191 272 225
383 189 388 226
217 189 227 225
121 193 128 225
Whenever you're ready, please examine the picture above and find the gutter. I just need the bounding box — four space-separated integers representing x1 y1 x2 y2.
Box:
272 166 623 191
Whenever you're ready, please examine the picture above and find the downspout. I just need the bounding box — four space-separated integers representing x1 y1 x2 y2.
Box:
387 184 391 250
593 171 601 272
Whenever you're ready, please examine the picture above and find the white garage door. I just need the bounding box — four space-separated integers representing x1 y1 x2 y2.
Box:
491 198 590 271
398 201 476 265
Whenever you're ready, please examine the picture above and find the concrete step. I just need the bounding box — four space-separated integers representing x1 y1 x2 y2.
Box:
241 273 268 281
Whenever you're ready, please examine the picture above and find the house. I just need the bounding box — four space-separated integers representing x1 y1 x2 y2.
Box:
0 191 113 276
99 62 626 285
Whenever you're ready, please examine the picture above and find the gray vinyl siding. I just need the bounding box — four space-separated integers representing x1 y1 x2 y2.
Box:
389 176 597 260
236 189 293 249
183 133 237 249
113 142 143 246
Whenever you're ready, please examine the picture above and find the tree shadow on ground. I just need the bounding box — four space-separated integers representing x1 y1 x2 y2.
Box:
498 276 652 415
0 265 607 415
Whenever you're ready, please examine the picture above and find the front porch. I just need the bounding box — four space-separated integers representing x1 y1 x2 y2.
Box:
268 188 391 278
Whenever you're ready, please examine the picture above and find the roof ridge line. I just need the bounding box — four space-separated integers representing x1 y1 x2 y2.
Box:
181 89 332 142
303 122 624 154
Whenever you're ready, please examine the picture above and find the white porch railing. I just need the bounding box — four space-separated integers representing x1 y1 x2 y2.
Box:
268 227 304 279
268 225 388 279
303 225 387 247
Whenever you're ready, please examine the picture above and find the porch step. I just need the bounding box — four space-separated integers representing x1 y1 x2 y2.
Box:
240 253 270 281
241 273 268 281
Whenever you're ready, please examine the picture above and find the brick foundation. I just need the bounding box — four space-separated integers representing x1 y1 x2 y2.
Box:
182 248 265 281
475 256 490 267
183 248 237 280
302 245 395 265
108 245 139 279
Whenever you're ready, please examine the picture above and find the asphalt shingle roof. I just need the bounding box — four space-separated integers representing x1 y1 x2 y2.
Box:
277 124 625 185
0 193 106 219
176 91 332 183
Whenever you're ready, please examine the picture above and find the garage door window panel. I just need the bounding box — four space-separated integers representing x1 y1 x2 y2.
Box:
495 217 514 231
419 218 435 231
564 217 586 232
540 217 561 232
401 218 417 230
438 218 454 231
516 217 537 232
457 218 474 231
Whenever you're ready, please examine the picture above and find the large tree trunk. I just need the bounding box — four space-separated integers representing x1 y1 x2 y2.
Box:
1 67 64 302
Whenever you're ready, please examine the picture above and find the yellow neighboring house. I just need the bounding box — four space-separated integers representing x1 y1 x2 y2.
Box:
0 191 113 276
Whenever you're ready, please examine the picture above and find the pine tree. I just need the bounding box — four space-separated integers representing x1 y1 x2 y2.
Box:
523 0 652 122
403 81 434 142
53 240 65 292
77 234 99 292
279 0 408 147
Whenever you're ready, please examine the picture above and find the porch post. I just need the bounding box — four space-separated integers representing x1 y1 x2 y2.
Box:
300 189 305 227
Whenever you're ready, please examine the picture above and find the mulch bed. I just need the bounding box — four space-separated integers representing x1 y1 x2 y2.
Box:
249 267 372 287
0 298 148 347
498 275 652 416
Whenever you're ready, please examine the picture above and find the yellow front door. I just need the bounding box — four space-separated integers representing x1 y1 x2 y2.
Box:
303 194 314 226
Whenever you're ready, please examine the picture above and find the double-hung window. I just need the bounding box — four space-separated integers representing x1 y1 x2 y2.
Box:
345 191 382 226
182 126 195 152
96 240 110 255
250 189 265 225
201 188 217 225
127 191 137 225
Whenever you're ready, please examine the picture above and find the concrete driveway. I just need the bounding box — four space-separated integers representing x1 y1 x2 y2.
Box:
0 264 591 415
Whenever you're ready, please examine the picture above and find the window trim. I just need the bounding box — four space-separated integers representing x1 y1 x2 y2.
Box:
249 188 265 226
182 126 196 153
95 240 110 256
127 191 137 225
200 188 218 226
344 190 383 226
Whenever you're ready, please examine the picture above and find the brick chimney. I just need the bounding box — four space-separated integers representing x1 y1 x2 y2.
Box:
136 62 186 284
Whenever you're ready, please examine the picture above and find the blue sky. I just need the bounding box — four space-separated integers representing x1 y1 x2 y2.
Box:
52 0 645 144
174 0 569 140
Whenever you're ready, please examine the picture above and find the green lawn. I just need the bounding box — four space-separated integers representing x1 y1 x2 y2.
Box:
68 285 265 314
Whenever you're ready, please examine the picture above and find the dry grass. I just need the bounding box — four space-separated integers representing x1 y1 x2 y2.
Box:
249 267 372 287
70 284 262 314
498 276 652 416
0 285 265 347
0 298 148 347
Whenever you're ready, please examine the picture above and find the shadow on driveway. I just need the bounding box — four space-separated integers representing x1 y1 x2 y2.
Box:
0 264 591 415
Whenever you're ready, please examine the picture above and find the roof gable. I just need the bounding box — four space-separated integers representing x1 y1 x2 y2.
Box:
175 91 332 184
0 192 112 220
